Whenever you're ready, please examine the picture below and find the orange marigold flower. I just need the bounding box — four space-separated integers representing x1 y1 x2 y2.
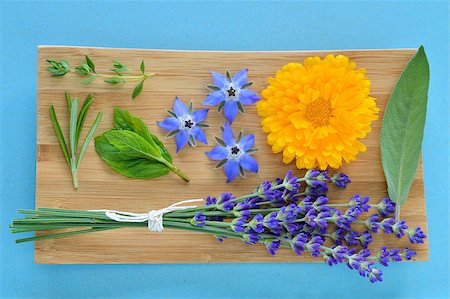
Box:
256 54 379 170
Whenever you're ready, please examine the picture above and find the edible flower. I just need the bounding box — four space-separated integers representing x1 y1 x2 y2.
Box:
157 97 209 152
206 122 258 182
256 55 379 169
203 69 260 123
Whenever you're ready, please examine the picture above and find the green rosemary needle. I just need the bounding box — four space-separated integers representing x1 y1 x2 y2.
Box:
49 92 103 189
47 55 155 99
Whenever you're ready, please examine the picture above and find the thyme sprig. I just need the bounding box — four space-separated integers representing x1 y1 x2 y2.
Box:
50 92 103 189
47 55 155 99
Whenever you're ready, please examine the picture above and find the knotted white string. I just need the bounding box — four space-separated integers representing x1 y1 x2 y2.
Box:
91 199 203 232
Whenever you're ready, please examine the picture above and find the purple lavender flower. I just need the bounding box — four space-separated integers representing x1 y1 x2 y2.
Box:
376 197 395 217
344 230 359 246
376 247 391 266
312 196 329 212
358 231 373 248
157 97 209 152
248 214 265 233
255 180 276 202
230 218 246 233
206 122 258 183
265 239 281 256
263 212 282 235
205 196 217 205
391 220 408 238
379 218 396 234
331 173 351 188
329 210 354 231
389 248 402 262
299 196 314 211
233 204 251 220
190 212 206 226
401 248 417 260
216 192 236 211
203 69 260 123
348 194 370 213
242 232 259 245
406 227 427 244
368 268 383 283
290 233 308 255
283 170 300 192
306 236 325 256
277 203 302 223
365 214 380 232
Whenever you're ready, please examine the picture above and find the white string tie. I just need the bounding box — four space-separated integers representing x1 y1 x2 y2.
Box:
91 199 203 232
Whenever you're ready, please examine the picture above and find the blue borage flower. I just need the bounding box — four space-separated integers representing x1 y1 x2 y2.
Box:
206 122 258 182
157 96 209 152
203 69 261 123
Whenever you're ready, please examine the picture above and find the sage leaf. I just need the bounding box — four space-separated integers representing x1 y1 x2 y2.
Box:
380 46 429 208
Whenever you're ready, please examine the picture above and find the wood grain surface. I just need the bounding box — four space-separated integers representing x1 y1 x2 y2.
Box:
36 46 428 264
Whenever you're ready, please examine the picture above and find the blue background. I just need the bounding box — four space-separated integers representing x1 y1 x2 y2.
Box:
1 1 448 298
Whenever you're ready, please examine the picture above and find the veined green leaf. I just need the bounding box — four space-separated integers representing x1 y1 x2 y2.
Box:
113 107 172 162
95 135 170 179
103 130 162 161
380 46 429 207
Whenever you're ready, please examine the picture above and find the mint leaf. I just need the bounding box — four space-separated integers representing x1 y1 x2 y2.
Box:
380 46 429 207
113 108 172 163
95 135 169 179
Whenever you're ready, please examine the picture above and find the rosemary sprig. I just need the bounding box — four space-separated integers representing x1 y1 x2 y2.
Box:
50 92 103 189
47 55 155 99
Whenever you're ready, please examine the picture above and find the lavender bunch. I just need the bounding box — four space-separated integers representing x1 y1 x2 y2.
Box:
10 170 426 283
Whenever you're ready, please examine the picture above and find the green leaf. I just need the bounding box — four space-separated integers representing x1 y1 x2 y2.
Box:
82 76 96 85
380 46 429 207
132 80 144 99
49 105 71 167
76 112 102 168
207 85 220 91
103 130 161 159
75 94 94 149
113 108 171 162
69 97 79 159
85 55 96 73
140 60 145 74
95 135 170 179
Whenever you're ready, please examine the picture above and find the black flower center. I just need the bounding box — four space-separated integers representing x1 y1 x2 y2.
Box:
231 146 240 155
184 119 194 129
227 86 236 97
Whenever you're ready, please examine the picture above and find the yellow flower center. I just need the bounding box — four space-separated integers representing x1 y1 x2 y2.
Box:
305 97 332 126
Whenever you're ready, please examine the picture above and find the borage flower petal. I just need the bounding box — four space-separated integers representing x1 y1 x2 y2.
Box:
206 123 258 183
158 97 209 152
203 69 261 123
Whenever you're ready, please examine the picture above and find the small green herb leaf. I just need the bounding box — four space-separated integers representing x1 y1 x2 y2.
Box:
140 60 145 74
132 80 144 99
85 55 96 73
380 46 430 208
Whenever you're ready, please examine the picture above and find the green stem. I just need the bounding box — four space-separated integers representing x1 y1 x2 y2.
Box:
71 71 156 81
169 165 190 182
15 227 116 243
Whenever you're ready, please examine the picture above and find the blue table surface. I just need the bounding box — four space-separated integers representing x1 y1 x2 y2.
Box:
1 1 449 298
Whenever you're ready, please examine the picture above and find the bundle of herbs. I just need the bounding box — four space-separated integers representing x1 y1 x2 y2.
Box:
10 170 425 283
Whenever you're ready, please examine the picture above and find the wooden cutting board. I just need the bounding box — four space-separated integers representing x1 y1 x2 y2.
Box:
36 46 428 264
